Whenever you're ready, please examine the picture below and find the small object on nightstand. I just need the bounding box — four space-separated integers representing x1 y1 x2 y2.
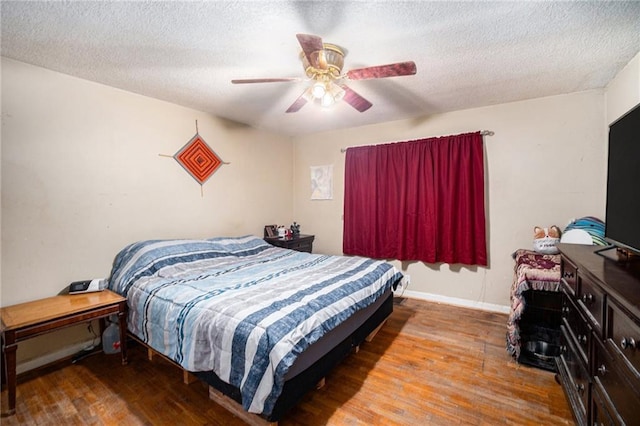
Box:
290 222 301 235
69 278 107 294
264 225 277 238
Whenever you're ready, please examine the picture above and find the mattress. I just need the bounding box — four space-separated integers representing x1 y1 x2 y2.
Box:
108 235 402 417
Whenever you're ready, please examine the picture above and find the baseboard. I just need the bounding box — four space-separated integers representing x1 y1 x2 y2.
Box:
17 339 96 375
398 289 510 314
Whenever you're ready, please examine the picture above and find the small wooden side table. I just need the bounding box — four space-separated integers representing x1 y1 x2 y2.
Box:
0 290 127 416
265 234 315 253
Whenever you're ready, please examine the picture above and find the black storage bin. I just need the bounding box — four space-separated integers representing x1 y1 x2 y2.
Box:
518 289 562 371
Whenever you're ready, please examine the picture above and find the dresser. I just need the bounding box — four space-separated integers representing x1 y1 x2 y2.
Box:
556 243 640 426
265 234 315 253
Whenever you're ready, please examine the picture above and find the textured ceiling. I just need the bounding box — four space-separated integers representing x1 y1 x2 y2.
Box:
1 1 639 136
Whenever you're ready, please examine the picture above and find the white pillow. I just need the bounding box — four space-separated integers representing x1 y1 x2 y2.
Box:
560 229 593 245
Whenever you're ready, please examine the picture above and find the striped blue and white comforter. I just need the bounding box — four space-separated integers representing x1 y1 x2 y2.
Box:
108 235 401 416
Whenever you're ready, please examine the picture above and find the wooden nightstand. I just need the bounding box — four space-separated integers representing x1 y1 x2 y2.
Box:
0 290 127 416
265 234 315 253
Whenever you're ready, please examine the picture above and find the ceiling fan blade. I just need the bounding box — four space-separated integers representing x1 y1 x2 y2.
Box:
346 61 417 80
285 90 310 113
339 84 373 112
231 77 299 84
296 33 325 69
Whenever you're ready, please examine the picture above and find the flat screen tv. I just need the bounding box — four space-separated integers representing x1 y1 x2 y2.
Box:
604 102 640 257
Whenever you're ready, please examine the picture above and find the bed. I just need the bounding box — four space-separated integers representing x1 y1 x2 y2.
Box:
107 235 402 422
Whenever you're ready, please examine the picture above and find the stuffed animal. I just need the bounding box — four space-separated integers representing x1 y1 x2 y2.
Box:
533 225 561 254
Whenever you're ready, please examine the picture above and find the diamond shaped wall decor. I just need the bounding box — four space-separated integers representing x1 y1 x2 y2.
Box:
174 133 223 185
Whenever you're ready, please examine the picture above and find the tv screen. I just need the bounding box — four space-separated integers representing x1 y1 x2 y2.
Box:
605 102 640 255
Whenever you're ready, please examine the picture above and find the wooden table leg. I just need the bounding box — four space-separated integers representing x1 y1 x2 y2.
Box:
2 331 17 416
117 303 128 365
98 317 106 338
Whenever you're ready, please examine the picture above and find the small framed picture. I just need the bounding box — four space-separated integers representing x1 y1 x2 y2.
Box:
264 225 277 238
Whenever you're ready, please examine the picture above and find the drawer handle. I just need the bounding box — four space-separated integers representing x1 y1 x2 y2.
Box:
598 364 607 376
620 337 637 350
563 271 574 279
560 345 567 354
581 293 594 305
576 383 585 395
578 334 587 345
561 306 570 315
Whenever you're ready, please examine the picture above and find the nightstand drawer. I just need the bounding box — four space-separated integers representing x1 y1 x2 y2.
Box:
265 234 315 253
287 241 312 252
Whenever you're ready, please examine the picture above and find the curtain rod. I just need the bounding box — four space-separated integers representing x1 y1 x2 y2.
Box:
340 130 494 153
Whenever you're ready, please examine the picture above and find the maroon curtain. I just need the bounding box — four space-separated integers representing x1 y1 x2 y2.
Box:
343 132 487 266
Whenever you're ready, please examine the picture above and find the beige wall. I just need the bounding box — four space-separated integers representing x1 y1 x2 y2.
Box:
2 49 638 371
292 90 607 311
1 58 293 369
606 51 640 125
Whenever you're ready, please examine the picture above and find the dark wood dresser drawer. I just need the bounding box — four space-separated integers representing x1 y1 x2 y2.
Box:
562 295 591 366
562 256 579 297
593 337 640 425
578 274 606 338
559 324 590 424
556 243 640 426
591 383 617 426
607 299 640 384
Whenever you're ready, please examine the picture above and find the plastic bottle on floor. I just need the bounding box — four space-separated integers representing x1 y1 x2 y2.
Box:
102 321 121 354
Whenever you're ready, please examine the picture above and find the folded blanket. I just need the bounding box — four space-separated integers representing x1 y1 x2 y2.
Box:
506 249 561 359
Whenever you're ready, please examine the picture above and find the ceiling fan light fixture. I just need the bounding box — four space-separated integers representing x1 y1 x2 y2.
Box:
329 83 345 101
321 92 336 107
233 34 417 114
318 83 346 108
311 82 327 99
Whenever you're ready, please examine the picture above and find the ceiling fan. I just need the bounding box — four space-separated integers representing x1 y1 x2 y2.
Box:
231 34 417 113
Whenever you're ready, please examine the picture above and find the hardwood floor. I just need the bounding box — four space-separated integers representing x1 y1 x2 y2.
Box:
1 298 573 425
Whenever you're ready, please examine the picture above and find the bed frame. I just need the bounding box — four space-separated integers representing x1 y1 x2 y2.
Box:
135 289 394 424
